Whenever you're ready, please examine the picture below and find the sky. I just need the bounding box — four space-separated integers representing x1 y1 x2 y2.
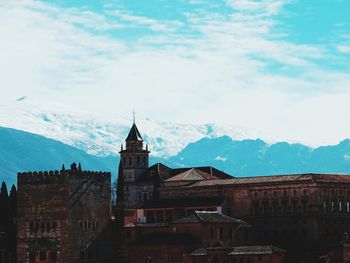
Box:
1 0 350 146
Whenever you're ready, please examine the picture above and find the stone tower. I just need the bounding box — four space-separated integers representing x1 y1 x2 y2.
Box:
119 122 150 207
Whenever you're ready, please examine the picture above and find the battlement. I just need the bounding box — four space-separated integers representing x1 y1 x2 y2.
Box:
17 163 111 185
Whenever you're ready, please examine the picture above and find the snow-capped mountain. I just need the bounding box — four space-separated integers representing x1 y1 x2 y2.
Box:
0 97 274 157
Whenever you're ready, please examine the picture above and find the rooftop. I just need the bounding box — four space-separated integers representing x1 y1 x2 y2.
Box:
125 123 143 141
172 211 250 226
165 168 219 182
228 245 287 255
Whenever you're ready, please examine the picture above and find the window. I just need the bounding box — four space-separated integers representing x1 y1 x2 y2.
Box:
41 223 45 233
347 201 350 213
51 251 57 263
143 156 146 165
331 201 334 212
46 222 51 232
52 221 57 230
339 201 343 212
123 157 126 165
137 156 140 165
126 230 131 239
29 252 35 263
209 227 214 239
30 223 34 233
219 227 223 239
129 157 132 165
40 251 46 261
323 201 327 213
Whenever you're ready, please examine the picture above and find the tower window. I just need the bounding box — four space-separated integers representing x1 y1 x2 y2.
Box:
129 157 132 165
143 156 146 165
40 251 46 260
137 156 140 165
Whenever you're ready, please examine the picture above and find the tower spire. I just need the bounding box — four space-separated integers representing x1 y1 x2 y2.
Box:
132 109 136 124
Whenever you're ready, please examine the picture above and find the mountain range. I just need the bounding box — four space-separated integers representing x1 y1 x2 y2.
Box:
2 125 350 188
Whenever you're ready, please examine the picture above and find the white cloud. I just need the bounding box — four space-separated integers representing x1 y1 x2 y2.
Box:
337 45 350 54
0 0 350 147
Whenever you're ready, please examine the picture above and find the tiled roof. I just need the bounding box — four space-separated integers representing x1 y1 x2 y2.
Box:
129 232 200 246
140 196 226 209
172 211 250 226
165 168 220 182
172 166 232 179
189 173 350 188
190 245 286 257
124 222 169 228
189 248 207 256
228 245 286 255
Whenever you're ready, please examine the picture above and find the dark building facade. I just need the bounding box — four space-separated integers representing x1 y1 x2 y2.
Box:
16 163 112 263
117 122 350 263
0 182 16 263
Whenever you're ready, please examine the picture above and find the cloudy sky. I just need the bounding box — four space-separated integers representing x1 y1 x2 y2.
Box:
1 0 350 146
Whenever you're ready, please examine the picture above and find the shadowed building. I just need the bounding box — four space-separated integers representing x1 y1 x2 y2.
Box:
0 182 16 263
118 122 350 263
16 163 111 263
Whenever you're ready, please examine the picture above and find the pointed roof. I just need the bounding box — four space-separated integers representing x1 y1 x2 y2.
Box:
126 123 143 141
165 168 219 182
172 211 250 226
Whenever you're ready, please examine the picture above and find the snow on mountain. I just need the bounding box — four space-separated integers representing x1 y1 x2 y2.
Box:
0 97 274 157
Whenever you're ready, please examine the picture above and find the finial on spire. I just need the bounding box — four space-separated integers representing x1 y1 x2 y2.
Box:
132 109 136 124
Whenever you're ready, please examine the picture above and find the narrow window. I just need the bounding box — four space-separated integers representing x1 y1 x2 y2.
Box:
209 227 213 239
347 201 350 213
323 201 327 213
129 157 132 165
29 252 35 263
331 201 334 212
51 251 57 263
137 156 140 165
40 251 46 260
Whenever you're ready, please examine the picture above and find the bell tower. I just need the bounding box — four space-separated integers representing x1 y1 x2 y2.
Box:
119 121 150 206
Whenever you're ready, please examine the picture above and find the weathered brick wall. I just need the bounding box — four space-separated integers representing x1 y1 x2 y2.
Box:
17 171 70 263
68 171 111 262
17 168 112 263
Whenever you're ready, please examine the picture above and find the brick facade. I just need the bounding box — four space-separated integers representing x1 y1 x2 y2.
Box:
16 163 111 263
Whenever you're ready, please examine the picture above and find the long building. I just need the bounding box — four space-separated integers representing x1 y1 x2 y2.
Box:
117 121 350 263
